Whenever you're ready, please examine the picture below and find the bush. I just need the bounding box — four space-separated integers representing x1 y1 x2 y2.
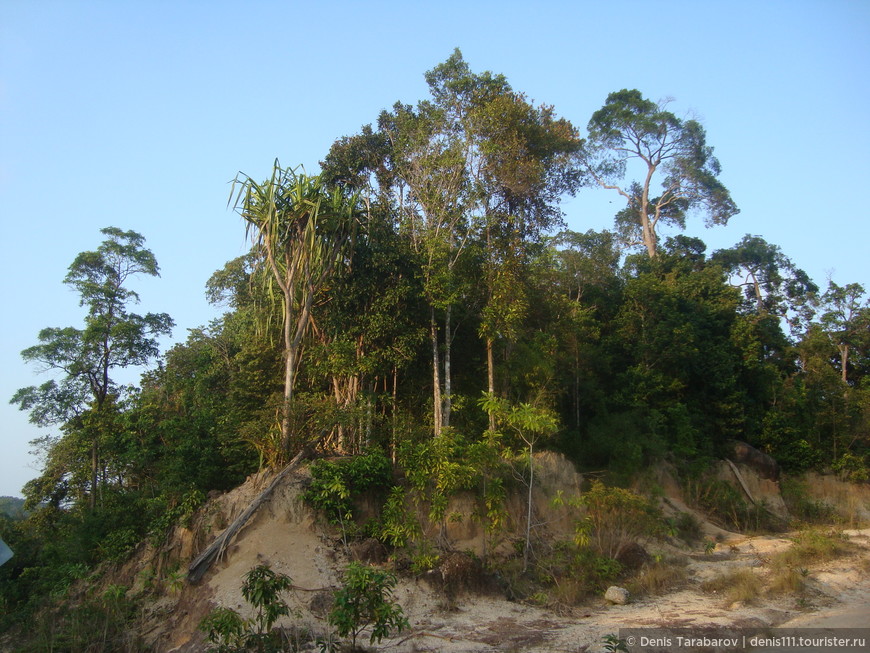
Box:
328 562 408 651
198 564 295 652
683 474 774 532
305 452 392 522
575 481 664 559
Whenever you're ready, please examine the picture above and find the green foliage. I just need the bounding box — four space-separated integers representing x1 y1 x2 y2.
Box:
400 429 479 527
242 564 295 636
148 489 206 544
199 606 248 651
575 480 664 559
305 452 393 529
0 496 26 520
198 564 295 652
602 633 630 653
683 473 773 532
328 562 408 650
377 486 418 548
21 584 143 653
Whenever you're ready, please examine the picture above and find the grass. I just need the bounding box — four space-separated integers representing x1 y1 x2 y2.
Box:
768 566 808 595
773 528 853 569
701 569 763 604
627 555 689 597
763 527 854 598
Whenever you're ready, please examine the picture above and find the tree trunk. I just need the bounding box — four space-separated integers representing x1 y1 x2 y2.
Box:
90 441 98 511
523 442 534 573
281 286 295 451
486 337 496 431
431 308 442 435
391 366 398 464
840 343 850 384
443 304 452 429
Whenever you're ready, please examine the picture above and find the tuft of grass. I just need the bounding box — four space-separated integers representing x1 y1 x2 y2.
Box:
774 528 852 569
768 566 808 595
627 556 689 596
701 569 763 604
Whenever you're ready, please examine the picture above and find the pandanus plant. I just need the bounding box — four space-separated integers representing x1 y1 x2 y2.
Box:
230 161 361 459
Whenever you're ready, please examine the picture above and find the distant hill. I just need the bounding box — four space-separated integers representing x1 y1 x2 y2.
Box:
0 496 25 520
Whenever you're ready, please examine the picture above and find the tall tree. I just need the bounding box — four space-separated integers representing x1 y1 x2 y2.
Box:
582 89 738 257
229 162 360 455
819 281 870 385
11 227 173 508
712 234 817 334
378 91 470 434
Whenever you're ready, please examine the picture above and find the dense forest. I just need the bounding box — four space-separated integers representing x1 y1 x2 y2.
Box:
2 50 869 638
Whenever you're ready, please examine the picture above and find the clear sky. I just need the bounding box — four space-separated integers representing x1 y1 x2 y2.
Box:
1 0 868 497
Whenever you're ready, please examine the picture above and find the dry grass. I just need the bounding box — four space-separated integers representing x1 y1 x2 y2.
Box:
627 556 689 597
773 528 853 569
701 569 763 604
768 566 808 595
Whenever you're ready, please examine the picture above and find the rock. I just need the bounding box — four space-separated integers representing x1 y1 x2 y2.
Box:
308 590 333 618
349 537 387 564
730 441 779 481
604 585 630 605
616 542 650 571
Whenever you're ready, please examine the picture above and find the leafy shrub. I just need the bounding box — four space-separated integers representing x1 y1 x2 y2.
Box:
98 527 140 562
199 607 247 651
376 486 418 547
305 452 392 522
575 481 664 559
327 562 408 651
198 564 295 652
683 474 774 532
540 543 623 605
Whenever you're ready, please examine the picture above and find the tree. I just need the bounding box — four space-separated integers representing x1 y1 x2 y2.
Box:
11 227 173 509
819 281 870 385
379 96 470 435
230 162 361 456
582 89 738 257
328 562 408 651
480 393 558 572
712 234 817 334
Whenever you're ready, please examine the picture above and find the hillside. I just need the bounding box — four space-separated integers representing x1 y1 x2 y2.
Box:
0 498 24 521
61 453 870 653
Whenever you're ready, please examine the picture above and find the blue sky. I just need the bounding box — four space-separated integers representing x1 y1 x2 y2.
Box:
1 0 868 497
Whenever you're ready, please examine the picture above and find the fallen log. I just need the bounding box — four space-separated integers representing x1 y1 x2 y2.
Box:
187 442 316 583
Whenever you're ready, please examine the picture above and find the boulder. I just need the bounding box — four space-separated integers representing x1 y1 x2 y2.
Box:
604 585 630 605
729 441 779 481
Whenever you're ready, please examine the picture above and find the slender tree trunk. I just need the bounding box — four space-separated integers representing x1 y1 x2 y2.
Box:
486 337 496 431
485 219 495 431
431 308 442 435
840 344 850 384
90 442 98 511
391 366 398 464
443 304 452 428
283 278 316 454
523 441 534 573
